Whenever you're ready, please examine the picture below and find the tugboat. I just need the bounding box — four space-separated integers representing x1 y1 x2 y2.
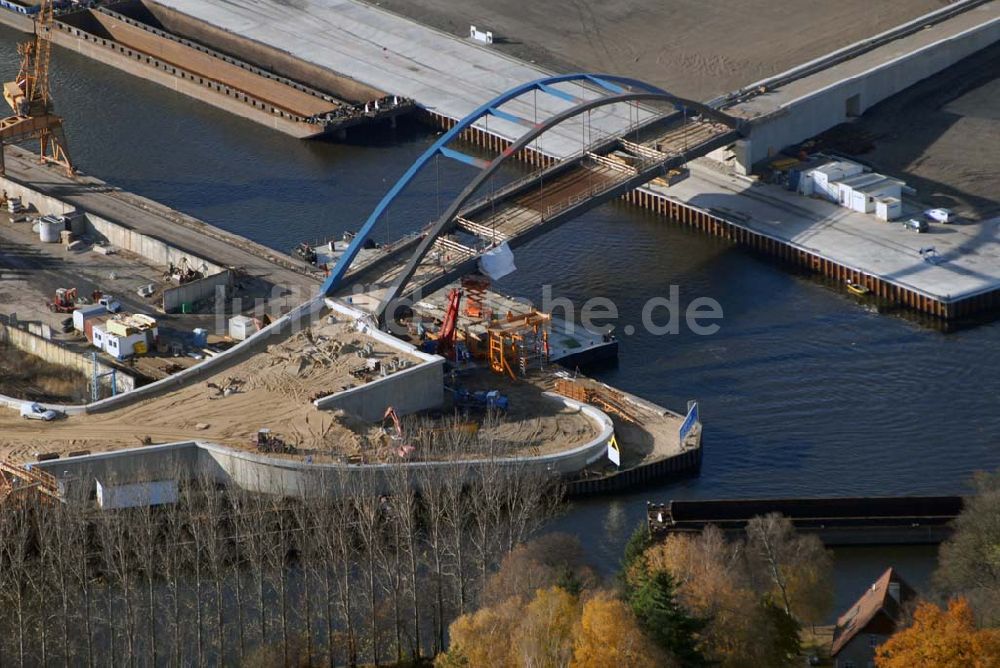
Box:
845 279 871 296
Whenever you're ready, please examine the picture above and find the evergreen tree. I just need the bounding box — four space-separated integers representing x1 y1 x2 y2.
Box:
628 567 709 667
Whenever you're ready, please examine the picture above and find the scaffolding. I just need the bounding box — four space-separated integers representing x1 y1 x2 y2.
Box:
487 312 550 380
0 460 61 506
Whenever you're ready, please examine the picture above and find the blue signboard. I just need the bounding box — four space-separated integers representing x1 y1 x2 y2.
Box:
679 401 700 442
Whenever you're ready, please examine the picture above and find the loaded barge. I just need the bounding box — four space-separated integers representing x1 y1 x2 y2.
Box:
647 496 963 546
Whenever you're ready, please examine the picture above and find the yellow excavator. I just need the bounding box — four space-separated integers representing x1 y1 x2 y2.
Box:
0 0 72 177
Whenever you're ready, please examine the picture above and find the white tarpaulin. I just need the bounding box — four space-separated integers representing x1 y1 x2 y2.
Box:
478 242 516 281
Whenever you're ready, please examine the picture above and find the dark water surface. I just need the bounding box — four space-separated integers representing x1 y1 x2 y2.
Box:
4 25 998 617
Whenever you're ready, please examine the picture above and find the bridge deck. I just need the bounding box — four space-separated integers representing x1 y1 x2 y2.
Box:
343 113 739 311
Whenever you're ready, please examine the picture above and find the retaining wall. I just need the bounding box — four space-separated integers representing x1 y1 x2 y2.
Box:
161 268 233 313
33 391 615 499
0 321 136 398
737 12 1000 169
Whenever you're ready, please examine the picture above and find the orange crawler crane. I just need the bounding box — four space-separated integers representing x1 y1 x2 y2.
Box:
487 311 551 380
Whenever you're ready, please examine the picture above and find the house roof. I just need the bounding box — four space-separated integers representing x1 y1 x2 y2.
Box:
831 567 915 656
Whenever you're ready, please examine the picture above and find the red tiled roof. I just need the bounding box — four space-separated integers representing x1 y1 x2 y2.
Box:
831 567 914 656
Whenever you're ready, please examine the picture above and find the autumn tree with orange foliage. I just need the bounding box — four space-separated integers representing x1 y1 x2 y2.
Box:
875 598 1000 668
572 591 674 668
438 585 670 667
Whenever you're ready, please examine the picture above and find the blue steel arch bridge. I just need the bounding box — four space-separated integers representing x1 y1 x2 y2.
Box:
318 73 745 326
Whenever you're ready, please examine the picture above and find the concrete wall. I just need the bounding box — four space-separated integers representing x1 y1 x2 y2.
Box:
33 392 615 499
83 210 224 275
0 320 136 395
739 15 1000 169
313 357 444 421
162 268 233 313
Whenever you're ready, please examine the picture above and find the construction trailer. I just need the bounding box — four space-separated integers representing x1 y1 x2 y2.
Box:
807 160 865 200
73 303 107 332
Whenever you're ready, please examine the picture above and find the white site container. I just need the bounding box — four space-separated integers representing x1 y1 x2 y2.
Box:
809 161 864 201
96 478 179 510
875 197 902 222
73 304 107 332
104 331 147 360
229 315 257 341
91 323 108 351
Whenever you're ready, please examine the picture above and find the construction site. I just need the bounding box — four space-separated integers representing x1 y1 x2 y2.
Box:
0 0 996 508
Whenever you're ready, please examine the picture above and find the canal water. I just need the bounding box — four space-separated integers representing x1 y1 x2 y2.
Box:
3 26 998 616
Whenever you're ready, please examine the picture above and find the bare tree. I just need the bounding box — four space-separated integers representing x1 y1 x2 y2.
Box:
745 513 833 626
200 477 230 663
0 502 33 667
388 463 422 660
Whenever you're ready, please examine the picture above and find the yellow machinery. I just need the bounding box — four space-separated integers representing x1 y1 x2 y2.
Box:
487 311 550 380
1 0 73 177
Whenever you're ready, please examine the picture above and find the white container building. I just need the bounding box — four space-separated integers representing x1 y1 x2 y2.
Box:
229 315 257 341
808 160 865 201
104 331 148 360
875 197 903 221
836 174 903 213
73 304 107 332
91 323 108 351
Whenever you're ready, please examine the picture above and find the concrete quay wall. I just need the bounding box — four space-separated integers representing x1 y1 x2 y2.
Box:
34 393 615 500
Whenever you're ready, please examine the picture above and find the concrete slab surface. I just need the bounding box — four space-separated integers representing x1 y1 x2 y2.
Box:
152 0 658 158
655 161 1000 303
3 148 321 305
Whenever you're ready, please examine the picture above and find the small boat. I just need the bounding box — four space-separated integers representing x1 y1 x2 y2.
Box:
845 279 871 296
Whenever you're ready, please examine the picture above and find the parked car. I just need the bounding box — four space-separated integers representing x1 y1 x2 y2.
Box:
924 208 952 223
20 403 59 421
904 218 928 233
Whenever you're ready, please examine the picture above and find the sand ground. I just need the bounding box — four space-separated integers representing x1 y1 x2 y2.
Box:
368 0 943 101
0 317 596 464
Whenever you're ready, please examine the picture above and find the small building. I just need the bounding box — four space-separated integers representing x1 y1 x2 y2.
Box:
875 197 902 222
831 568 916 668
808 160 865 201
96 478 179 510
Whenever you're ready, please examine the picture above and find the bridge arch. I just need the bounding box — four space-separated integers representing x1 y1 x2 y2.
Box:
320 73 743 324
